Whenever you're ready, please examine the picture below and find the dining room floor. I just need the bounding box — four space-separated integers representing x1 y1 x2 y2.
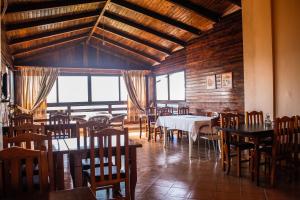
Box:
132 131 299 200
63 130 299 200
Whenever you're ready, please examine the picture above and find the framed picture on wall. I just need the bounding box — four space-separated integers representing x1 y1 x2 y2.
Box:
206 75 216 89
221 72 233 88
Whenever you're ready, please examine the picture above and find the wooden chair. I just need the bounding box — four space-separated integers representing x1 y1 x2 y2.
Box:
198 116 221 155
88 115 110 125
8 124 45 137
292 115 300 179
265 116 295 186
12 113 33 126
145 107 158 141
83 128 130 199
157 106 174 116
220 113 254 176
109 114 126 130
245 111 264 125
0 147 49 199
178 106 189 115
46 124 73 139
49 113 70 125
2 132 54 191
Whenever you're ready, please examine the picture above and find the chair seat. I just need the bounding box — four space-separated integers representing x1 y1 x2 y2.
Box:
83 166 126 182
230 142 255 150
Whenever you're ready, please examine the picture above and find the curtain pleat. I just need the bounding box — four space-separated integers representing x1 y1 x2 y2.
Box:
122 70 147 122
16 67 58 118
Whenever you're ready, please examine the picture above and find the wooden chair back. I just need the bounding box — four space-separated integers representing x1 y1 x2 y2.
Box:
220 113 240 129
12 113 33 126
46 124 73 139
8 124 45 137
88 115 110 125
49 113 70 125
245 111 264 125
0 147 49 198
109 114 126 130
178 106 189 115
157 107 173 116
2 132 54 191
89 128 130 198
273 116 295 158
76 121 108 149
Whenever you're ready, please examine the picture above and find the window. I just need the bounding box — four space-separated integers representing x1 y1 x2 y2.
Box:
91 76 119 101
47 80 57 103
47 75 128 104
58 76 88 103
156 71 185 101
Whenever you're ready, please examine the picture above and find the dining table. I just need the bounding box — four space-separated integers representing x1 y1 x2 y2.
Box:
155 115 214 158
217 124 274 186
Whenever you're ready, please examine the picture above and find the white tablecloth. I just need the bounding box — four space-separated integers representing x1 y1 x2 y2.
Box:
155 115 213 141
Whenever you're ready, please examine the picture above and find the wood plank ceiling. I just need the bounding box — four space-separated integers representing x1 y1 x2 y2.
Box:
1 0 241 67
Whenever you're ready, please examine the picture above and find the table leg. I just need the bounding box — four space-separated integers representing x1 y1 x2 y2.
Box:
72 153 83 187
189 132 192 158
55 153 65 190
163 127 167 148
254 138 260 186
130 148 137 200
139 117 142 139
147 119 151 141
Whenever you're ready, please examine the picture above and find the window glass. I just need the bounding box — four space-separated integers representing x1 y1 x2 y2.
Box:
47 80 57 103
91 76 119 101
120 77 128 101
169 71 185 100
156 75 168 100
58 76 88 102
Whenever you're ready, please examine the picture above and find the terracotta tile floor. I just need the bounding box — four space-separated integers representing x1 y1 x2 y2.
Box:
64 131 299 200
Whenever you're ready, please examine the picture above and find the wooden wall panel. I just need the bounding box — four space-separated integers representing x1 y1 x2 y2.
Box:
153 11 244 114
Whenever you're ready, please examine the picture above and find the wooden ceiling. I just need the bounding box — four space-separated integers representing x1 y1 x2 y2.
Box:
1 0 241 67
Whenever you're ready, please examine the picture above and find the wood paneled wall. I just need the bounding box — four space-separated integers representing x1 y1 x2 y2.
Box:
153 11 244 114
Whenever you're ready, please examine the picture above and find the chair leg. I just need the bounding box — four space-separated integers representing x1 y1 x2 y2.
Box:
271 160 276 186
237 148 241 177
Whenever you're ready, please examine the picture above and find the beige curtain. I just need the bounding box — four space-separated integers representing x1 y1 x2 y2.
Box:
122 70 147 122
15 67 58 118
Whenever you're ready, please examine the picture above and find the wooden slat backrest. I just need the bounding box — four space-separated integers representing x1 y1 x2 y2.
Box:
2 132 55 191
49 113 70 125
157 107 173 116
178 106 189 115
220 112 240 145
0 147 49 198
273 116 295 158
245 111 264 125
8 124 45 137
12 113 33 126
47 124 73 139
89 128 130 198
76 121 108 149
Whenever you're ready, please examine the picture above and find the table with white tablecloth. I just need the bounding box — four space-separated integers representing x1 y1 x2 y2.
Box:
155 115 213 158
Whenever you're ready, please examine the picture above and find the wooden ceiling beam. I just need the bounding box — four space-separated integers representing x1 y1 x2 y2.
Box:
227 0 242 7
5 10 99 31
5 0 105 13
96 25 171 55
104 11 186 46
88 43 151 67
92 33 161 63
166 0 220 22
86 0 111 43
9 22 94 46
13 34 87 58
110 0 202 35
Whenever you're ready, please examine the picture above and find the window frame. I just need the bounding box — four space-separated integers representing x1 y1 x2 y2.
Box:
155 70 186 103
47 73 127 107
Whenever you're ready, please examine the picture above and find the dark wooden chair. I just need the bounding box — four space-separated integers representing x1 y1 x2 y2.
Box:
0 147 49 199
178 106 189 115
49 113 70 125
157 106 174 116
245 111 264 125
83 128 130 199
220 113 254 176
109 114 126 130
88 115 110 125
12 113 33 126
2 132 55 191
8 124 45 137
46 124 73 139
145 107 158 141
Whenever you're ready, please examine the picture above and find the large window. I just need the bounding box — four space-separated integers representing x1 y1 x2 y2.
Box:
47 75 128 104
156 71 185 101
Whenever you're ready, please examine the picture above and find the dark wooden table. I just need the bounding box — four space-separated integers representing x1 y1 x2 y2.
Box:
49 187 96 200
217 124 274 186
64 137 142 200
